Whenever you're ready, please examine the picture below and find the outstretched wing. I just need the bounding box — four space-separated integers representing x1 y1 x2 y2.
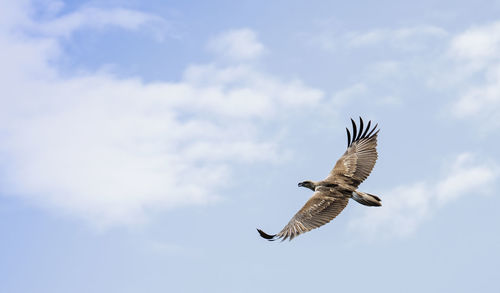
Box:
326 117 379 188
257 190 349 241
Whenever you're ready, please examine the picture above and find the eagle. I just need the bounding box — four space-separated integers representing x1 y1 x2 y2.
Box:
257 117 381 241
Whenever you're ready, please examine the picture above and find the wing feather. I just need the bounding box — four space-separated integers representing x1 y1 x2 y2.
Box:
272 191 349 241
328 117 379 187
351 118 357 144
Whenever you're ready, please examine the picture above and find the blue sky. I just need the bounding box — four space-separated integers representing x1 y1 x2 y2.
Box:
1 0 500 292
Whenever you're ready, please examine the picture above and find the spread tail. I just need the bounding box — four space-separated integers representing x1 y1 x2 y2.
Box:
352 190 382 207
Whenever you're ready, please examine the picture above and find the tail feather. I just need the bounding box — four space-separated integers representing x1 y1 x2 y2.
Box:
352 191 382 207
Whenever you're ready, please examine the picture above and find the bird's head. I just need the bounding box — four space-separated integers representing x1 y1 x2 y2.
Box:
298 180 316 191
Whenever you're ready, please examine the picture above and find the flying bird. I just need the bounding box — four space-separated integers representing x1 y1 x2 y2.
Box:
257 117 381 241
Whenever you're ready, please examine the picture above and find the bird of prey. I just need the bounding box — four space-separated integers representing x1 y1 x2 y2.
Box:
257 117 381 241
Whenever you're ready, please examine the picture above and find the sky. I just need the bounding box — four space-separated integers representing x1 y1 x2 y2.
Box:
1 0 500 292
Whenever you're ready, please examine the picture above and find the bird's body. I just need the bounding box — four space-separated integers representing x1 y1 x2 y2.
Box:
257 117 381 241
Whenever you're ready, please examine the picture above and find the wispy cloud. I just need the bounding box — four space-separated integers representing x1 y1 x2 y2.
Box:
445 21 500 126
0 3 323 227
299 24 450 111
304 24 447 51
304 21 500 126
349 153 498 239
347 25 447 48
329 83 367 106
33 7 171 40
435 153 497 205
449 21 500 62
4 0 173 42
207 28 265 61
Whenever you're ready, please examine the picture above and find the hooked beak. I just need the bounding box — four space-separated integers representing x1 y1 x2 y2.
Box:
298 182 304 187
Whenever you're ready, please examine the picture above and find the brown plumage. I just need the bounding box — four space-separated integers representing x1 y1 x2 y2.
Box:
257 117 382 241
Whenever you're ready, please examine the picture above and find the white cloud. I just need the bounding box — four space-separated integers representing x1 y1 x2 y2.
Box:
446 21 500 124
207 28 265 60
449 21 500 62
330 83 367 106
438 21 500 126
435 153 496 205
33 7 170 40
305 24 447 51
451 72 500 119
349 153 497 239
0 2 323 227
347 25 447 48
305 21 500 129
